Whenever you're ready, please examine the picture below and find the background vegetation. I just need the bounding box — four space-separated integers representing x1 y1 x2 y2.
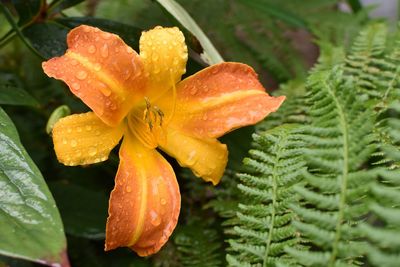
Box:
0 0 399 266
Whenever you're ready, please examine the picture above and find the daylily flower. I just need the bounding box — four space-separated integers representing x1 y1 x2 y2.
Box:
42 25 285 256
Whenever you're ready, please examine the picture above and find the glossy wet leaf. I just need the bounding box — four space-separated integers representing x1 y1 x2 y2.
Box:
0 107 67 266
22 22 68 59
155 0 224 65
0 81 38 107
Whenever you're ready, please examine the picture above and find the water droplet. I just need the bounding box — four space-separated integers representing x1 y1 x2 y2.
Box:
153 67 160 74
89 147 97 156
172 59 179 66
83 26 91 33
160 198 167 205
202 114 208 120
71 82 80 90
94 63 101 71
71 59 78 66
70 140 77 147
76 70 87 80
100 44 109 58
150 210 161 226
98 82 112 96
126 186 132 193
88 45 96 53
126 47 133 54
85 125 92 131
211 68 219 74
152 54 159 61
102 32 111 39
123 69 131 80
190 87 198 95
77 127 82 132
67 128 72 133
62 138 67 145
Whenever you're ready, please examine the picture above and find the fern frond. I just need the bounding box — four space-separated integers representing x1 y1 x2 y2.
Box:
171 217 223 267
287 67 377 266
227 124 305 267
360 102 400 267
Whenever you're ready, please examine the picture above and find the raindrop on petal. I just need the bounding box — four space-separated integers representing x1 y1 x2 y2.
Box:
89 146 97 156
100 44 109 58
70 140 77 147
76 70 87 80
88 45 96 53
150 210 161 226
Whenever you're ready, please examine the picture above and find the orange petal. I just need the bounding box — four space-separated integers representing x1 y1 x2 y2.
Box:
139 26 188 99
159 129 228 185
52 112 125 166
42 25 147 127
105 133 180 256
157 62 285 138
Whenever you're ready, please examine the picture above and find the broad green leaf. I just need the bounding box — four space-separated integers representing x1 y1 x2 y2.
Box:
0 79 38 107
155 0 224 65
22 21 68 59
11 0 44 26
0 107 67 266
56 17 142 50
49 181 108 240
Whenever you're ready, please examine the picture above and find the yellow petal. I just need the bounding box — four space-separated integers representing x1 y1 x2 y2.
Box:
43 25 147 127
139 26 188 99
105 133 180 256
52 112 124 166
160 129 228 185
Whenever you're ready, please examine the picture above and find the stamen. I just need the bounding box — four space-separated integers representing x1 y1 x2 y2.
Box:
128 115 157 149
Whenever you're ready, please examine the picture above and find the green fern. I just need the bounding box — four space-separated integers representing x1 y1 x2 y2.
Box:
360 101 400 267
344 23 400 106
227 124 305 267
286 67 377 266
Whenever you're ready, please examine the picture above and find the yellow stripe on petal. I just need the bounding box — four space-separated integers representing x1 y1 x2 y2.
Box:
105 133 180 256
52 112 125 166
139 26 188 99
160 129 228 185
43 25 147 127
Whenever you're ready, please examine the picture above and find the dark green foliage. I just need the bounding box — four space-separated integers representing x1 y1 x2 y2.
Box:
227 124 305 267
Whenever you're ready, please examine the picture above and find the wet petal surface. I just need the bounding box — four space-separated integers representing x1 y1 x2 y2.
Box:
52 112 125 166
43 25 147 127
160 129 228 185
105 133 180 256
139 26 188 100
158 62 285 138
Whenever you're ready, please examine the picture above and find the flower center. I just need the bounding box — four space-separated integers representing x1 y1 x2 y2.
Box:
127 98 167 149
